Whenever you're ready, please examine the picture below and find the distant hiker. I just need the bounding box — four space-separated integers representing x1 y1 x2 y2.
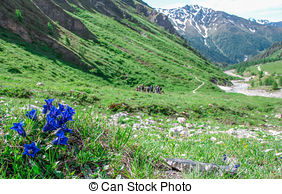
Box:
159 87 162 94
150 85 153 93
147 87 150 93
136 86 140 91
141 84 145 92
155 86 159 94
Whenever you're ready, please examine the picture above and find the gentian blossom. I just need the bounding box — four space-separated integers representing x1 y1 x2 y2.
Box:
23 142 40 158
26 109 37 121
49 106 62 118
58 103 65 112
59 105 75 125
42 99 54 114
234 164 240 168
52 130 69 145
10 121 26 137
60 124 73 134
43 115 60 132
223 154 227 161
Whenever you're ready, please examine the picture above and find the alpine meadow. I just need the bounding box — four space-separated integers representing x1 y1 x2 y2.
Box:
0 0 281 180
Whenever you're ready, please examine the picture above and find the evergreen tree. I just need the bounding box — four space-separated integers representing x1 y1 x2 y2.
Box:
259 78 262 86
48 22 54 35
272 80 278 90
65 35 70 46
15 9 23 23
251 80 255 87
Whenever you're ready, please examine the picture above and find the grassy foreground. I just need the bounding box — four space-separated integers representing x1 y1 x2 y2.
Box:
0 84 281 178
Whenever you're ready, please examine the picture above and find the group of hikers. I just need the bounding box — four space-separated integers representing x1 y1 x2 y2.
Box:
136 84 164 94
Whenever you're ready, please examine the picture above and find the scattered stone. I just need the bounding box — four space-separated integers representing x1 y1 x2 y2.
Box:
171 126 185 133
268 130 280 136
210 137 217 142
162 157 239 175
177 117 186 124
185 123 193 128
180 131 188 136
264 149 274 153
169 126 185 137
216 141 224 145
20 104 40 110
36 82 44 86
275 114 281 119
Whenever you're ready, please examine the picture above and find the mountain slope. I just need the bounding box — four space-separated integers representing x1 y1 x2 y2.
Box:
0 0 231 92
157 5 282 65
250 41 282 61
232 41 282 73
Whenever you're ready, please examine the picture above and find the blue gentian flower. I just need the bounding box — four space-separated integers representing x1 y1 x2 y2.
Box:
10 121 26 137
223 154 227 161
42 99 54 114
61 124 73 134
60 105 75 124
43 115 60 132
52 130 69 145
26 109 37 121
58 103 65 112
234 164 240 168
66 105 75 116
48 106 62 118
23 142 40 158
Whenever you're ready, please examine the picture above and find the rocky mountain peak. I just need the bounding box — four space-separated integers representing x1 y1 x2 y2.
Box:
157 4 282 64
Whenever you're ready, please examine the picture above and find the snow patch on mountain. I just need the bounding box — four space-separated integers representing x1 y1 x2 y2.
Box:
249 28 256 33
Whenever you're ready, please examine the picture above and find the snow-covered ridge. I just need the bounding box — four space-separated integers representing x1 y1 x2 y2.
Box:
156 4 278 47
156 5 218 46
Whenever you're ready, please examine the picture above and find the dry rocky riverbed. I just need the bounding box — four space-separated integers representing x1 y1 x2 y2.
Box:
218 70 282 98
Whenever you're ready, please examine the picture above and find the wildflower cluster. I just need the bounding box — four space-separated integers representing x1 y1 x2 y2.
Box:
10 99 75 158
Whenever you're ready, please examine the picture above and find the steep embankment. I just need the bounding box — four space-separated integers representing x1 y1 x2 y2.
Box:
0 0 230 92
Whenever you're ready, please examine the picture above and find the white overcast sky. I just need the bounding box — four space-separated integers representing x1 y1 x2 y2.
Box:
143 0 282 22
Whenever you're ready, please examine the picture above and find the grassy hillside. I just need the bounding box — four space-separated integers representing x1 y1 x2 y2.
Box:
0 0 230 91
0 0 281 179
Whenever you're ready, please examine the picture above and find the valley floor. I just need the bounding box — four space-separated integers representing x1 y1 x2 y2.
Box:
218 70 282 98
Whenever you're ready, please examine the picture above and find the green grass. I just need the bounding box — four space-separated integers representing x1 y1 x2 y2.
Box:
246 61 282 75
261 60 282 75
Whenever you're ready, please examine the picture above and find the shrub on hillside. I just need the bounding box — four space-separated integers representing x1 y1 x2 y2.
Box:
272 80 279 90
15 9 23 23
48 22 54 35
0 87 33 98
264 76 275 86
65 35 70 46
